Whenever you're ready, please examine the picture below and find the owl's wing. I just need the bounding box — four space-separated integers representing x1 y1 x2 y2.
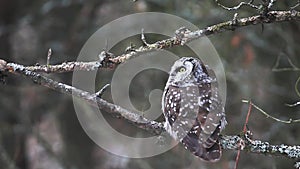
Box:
162 83 224 162
198 66 226 149
182 128 222 162
201 101 225 149
181 83 223 161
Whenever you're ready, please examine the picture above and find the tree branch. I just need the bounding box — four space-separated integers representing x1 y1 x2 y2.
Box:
15 10 300 74
1 60 299 166
220 133 300 159
1 61 163 135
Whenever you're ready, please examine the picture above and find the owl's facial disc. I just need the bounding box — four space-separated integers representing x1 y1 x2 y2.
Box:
170 59 194 84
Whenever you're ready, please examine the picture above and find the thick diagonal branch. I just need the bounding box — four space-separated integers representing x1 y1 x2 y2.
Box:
1 60 299 164
2 61 163 135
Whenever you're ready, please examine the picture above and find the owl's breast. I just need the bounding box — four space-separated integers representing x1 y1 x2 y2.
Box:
162 84 210 140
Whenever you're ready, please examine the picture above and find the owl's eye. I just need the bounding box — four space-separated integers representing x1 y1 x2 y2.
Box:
178 67 186 72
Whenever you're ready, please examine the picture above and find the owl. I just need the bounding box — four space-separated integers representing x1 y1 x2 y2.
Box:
162 57 226 162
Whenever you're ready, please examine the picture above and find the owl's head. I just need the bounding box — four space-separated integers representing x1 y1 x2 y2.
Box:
167 57 212 86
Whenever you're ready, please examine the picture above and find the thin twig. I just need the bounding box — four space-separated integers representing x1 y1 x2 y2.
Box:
295 76 300 98
242 100 300 123
46 48 52 66
291 0 300 10
285 75 300 109
141 28 150 46
267 0 276 9
234 100 253 169
215 0 259 11
95 84 110 97
286 101 300 107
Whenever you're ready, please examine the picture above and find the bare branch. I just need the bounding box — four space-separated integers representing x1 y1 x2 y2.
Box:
95 84 110 97
46 48 52 66
267 0 276 9
242 100 300 123
291 0 300 10
215 0 259 11
215 0 276 12
9 10 300 74
97 10 300 64
2 61 164 135
286 101 300 107
1 59 300 165
26 61 102 73
220 132 300 165
141 28 150 46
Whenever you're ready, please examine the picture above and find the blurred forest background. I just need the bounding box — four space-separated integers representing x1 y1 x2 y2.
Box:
0 0 300 169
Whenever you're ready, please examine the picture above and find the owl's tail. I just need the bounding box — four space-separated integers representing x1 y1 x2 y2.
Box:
182 134 222 162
